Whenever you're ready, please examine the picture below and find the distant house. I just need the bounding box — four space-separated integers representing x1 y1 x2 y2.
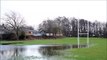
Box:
25 30 63 39
25 30 63 37
25 30 42 36
25 30 43 39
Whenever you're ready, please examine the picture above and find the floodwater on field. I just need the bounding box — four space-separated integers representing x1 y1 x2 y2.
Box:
0 44 87 60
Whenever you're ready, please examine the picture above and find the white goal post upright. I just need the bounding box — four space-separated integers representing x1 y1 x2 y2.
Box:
77 19 89 48
87 21 89 48
77 19 80 48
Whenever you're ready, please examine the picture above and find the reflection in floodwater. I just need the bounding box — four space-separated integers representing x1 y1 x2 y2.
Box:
39 45 70 56
0 45 87 60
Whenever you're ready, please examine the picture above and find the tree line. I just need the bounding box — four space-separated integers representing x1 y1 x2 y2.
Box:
0 11 107 40
38 16 107 38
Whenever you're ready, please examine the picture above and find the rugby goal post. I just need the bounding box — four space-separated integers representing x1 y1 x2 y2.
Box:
77 20 89 48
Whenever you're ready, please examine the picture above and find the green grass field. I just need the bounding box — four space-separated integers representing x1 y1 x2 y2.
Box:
0 37 107 60
0 37 102 45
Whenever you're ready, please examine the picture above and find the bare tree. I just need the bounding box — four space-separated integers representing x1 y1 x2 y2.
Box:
2 11 25 40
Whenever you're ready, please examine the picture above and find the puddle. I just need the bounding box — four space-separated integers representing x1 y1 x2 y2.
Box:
0 44 87 60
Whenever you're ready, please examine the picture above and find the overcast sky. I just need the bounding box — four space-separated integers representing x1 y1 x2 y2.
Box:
1 0 106 29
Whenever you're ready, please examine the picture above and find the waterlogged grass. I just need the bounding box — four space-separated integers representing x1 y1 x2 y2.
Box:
63 38 107 60
0 37 92 45
0 37 107 60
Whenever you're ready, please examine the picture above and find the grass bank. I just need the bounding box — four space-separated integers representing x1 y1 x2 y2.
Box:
0 37 96 45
